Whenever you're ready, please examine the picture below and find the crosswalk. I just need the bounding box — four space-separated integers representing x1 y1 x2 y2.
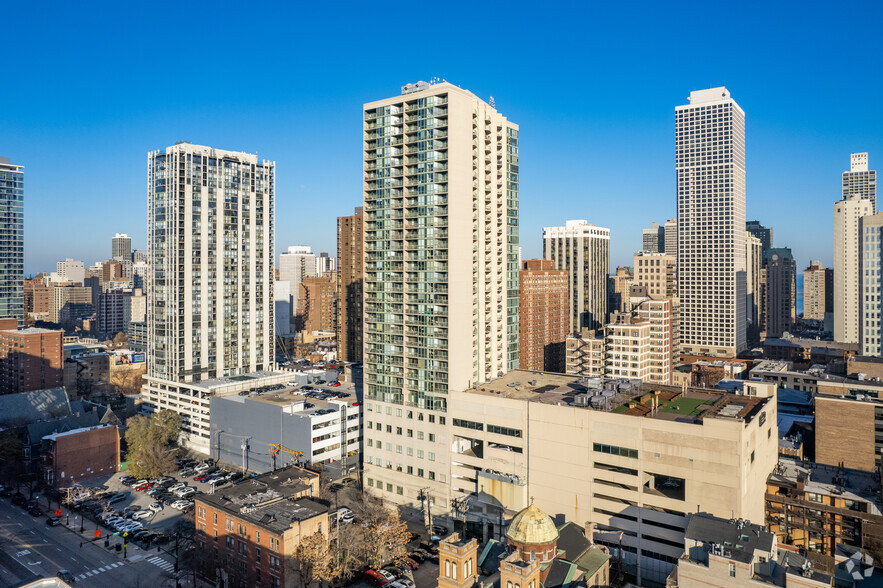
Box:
147 555 176 573
76 561 125 580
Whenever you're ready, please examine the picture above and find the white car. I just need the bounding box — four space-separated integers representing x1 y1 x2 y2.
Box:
132 510 153 520
168 483 186 492
177 487 196 497
171 500 193 510
194 463 211 473
122 523 143 534
148 502 164 513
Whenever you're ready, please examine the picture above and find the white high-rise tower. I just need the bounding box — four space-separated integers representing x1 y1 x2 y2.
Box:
676 87 747 357
834 194 873 344
145 142 275 382
361 81 519 511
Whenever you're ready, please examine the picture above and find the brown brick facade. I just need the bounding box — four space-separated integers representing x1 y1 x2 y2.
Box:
519 260 568 372
43 425 120 486
815 396 876 472
0 326 63 393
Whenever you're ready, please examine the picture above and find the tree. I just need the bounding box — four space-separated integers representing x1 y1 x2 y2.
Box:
288 532 332 587
363 512 412 569
151 410 181 444
112 332 127 348
0 430 24 485
127 443 176 479
333 522 368 583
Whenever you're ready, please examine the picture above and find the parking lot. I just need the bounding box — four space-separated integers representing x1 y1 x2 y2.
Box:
71 457 245 546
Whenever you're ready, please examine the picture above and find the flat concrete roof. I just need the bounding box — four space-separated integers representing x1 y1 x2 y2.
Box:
468 370 769 424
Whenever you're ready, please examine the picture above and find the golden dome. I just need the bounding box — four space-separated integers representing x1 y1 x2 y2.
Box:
505 502 559 545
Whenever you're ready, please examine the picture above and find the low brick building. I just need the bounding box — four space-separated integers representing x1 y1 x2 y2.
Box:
193 466 327 587
41 424 119 487
0 321 63 394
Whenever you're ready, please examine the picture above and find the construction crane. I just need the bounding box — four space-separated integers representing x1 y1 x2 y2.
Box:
269 443 304 471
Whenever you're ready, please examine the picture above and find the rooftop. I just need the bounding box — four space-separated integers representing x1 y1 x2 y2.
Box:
469 370 769 424
0 327 62 335
197 466 324 534
770 458 883 515
685 512 774 564
42 424 114 442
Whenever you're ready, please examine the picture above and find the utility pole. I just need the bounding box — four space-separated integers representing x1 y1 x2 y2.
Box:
240 437 250 476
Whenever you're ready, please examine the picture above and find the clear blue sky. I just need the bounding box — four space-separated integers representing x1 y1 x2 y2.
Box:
3 0 881 275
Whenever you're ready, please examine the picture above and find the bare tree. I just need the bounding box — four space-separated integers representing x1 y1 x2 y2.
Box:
287 532 332 587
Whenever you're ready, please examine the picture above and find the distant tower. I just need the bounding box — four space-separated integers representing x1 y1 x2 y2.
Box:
677 88 747 357
112 233 132 262
860 214 883 355
642 222 664 253
843 152 876 212
543 221 610 333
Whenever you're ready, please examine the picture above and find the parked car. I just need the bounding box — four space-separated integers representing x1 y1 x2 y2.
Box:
431 524 449 536
148 501 164 512
401 556 419 569
377 569 397 583
134 482 153 492
363 569 389 587
0 488 12 498
46 516 61 526
328 483 344 493
28 505 42 517
408 551 425 564
227 472 243 482
11 493 26 506
168 483 185 492
390 580 415 588
178 487 196 497
107 493 127 504
132 510 153 520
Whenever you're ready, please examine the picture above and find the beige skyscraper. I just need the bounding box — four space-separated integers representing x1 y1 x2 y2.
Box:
362 81 519 511
543 220 610 332
676 88 747 357
746 232 763 345
633 252 676 299
834 194 873 343
803 261 832 323
664 218 677 257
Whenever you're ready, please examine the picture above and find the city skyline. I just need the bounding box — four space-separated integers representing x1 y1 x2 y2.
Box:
3 2 881 276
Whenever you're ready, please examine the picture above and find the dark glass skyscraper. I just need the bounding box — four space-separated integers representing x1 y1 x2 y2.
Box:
0 157 24 324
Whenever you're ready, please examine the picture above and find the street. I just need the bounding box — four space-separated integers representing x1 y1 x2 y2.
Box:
0 498 182 588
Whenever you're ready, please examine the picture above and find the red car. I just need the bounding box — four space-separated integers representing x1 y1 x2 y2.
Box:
363 570 389 587
401 556 419 569
193 474 209 482
331 382 341 387
134 482 153 492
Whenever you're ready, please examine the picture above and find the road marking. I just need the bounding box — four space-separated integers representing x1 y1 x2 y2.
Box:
86 571 94 576
147 556 176 572
98 566 107 571
77 575 86 580
15 550 30 557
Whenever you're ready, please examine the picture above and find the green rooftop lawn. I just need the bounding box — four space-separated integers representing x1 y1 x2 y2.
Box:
657 397 709 416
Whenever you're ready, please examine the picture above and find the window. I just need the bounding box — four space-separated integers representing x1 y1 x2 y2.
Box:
593 443 638 459
213 513 218 524
453 418 483 431
429 452 436 461
429 433 435 442
387 483 393 492
488 424 522 437
255 531 260 545
729 563 736 577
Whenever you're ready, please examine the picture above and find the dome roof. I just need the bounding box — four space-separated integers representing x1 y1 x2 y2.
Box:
505 502 559 545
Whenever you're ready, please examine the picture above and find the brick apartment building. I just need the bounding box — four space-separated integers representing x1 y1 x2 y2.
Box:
519 260 568 372
0 318 63 393
297 275 336 333
193 466 327 587
336 207 363 363
41 424 120 486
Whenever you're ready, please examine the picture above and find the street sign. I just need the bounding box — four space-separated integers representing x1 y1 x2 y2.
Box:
55 509 62 516
94 530 101 538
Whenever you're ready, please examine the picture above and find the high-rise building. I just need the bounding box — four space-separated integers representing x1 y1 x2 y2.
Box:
273 279 292 336
336 207 363 363
606 297 678 384
664 218 677 259
834 194 873 344
843 152 877 213
112 233 132 262
0 158 23 325
803 261 832 322
633 252 676 299
97 289 129 338
543 220 610 333
279 246 316 318
642 222 664 253
296 275 336 333
860 214 883 356
677 88 746 357
746 220 773 253
0 320 63 393
49 284 93 328
145 142 274 383
23 275 50 320
519 260 568 372
746 232 763 346
362 81 519 511
608 265 633 316
763 248 796 338
315 252 336 276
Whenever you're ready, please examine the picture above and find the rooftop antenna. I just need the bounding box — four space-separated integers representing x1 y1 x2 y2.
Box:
489 96 496 108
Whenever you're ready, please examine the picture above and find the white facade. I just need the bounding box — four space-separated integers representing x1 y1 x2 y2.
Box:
543 220 610 332
860 213 883 355
746 232 763 345
145 142 274 384
112 233 132 261
834 195 873 344
279 245 316 316
664 218 677 258
676 87 747 357
843 152 876 213
53 259 85 285
315 253 336 276
362 81 520 512
274 279 292 336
